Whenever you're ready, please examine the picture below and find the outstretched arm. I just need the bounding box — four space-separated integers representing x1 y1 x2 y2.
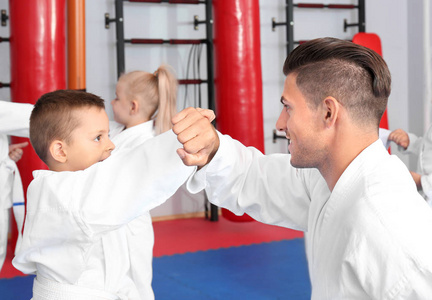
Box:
172 107 219 168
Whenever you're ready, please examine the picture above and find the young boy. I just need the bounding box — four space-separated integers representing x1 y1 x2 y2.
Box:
12 90 194 299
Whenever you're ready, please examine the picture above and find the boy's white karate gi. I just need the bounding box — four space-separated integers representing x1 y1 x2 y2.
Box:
109 120 156 300
0 101 33 270
188 133 432 299
400 126 432 206
13 130 194 300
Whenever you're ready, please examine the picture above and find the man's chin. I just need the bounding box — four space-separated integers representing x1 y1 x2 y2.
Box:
289 157 310 169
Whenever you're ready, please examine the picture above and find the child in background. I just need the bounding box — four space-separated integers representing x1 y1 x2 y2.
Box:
0 100 33 271
109 65 178 299
388 127 432 206
110 65 177 146
12 90 194 299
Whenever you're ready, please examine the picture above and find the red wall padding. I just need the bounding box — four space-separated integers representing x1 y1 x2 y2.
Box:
9 0 66 186
213 0 264 222
9 0 66 239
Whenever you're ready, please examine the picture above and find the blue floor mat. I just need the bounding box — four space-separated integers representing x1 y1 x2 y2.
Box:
0 275 34 300
152 238 311 300
0 239 310 300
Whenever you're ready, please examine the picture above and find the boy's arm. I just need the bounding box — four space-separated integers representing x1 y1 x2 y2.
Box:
74 130 195 236
0 101 33 137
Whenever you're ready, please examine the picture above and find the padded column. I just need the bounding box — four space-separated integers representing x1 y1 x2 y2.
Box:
213 0 263 221
9 0 66 239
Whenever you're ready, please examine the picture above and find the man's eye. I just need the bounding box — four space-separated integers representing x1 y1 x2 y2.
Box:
94 135 102 142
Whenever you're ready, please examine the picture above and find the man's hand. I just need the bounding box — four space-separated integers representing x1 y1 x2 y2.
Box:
388 129 410 150
172 107 220 168
8 142 28 162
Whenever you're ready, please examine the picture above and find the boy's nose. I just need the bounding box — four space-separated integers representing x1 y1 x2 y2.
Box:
107 139 115 152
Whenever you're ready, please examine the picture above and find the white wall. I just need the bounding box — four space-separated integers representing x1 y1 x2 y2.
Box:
366 0 410 166
0 0 430 217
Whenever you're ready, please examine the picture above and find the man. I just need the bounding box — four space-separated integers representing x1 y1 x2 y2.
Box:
172 38 432 299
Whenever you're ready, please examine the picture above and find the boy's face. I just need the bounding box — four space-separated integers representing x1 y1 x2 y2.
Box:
63 107 115 171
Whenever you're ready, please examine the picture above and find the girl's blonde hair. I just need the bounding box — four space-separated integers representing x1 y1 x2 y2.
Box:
118 65 178 134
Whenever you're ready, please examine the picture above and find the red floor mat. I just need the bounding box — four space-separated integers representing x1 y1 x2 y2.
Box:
153 217 303 257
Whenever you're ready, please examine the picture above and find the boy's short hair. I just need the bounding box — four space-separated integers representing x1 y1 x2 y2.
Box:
30 90 105 164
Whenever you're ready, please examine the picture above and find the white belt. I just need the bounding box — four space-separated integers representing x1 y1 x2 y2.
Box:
32 276 122 300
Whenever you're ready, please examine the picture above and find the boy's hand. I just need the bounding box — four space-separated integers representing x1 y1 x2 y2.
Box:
172 107 219 168
388 129 409 150
8 142 29 162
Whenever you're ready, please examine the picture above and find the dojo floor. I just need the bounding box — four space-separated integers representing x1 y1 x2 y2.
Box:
0 217 311 299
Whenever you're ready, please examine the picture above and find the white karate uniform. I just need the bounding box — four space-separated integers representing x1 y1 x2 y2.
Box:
378 127 391 149
401 126 432 206
13 130 194 300
188 133 432 299
0 100 33 137
0 100 33 270
109 120 156 300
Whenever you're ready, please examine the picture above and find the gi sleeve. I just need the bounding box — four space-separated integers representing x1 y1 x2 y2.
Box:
75 130 195 236
0 101 33 137
188 132 311 231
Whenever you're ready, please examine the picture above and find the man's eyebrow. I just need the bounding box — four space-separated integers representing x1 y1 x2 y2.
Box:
280 97 287 104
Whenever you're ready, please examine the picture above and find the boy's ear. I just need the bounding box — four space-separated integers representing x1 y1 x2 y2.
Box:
130 100 139 115
322 96 339 128
49 140 67 163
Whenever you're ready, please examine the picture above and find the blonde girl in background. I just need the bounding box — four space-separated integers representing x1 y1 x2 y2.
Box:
110 65 178 140
109 65 178 299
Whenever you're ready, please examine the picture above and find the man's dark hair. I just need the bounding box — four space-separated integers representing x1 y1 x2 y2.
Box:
283 37 391 127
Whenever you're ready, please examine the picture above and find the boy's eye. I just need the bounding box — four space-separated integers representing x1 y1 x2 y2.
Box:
94 135 102 142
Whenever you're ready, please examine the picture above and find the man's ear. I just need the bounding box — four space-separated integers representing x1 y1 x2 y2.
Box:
49 140 67 163
130 100 139 115
322 96 339 128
